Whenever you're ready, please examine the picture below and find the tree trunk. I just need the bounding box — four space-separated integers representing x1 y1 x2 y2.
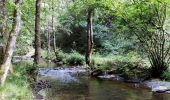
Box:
0 0 6 64
52 0 56 52
0 46 3 64
0 0 22 86
0 0 6 53
34 0 41 65
0 0 6 38
47 23 51 54
85 8 94 67
60 32 62 48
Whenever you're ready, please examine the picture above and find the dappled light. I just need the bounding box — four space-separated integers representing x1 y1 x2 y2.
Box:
0 0 170 100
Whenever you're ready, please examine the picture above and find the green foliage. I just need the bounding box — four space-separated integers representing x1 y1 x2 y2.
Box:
92 54 112 71
116 61 148 80
162 69 170 81
66 50 85 65
55 49 85 65
0 62 34 100
91 52 150 79
115 0 170 78
14 61 36 76
55 49 67 64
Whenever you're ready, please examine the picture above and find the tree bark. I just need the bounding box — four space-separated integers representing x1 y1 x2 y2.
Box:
0 0 6 38
52 0 56 52
60 32 62 48
0 0 6 53
47 23 51 54
85 8 94 67
0 0 22 86
34 0 41 65
0 0 6 64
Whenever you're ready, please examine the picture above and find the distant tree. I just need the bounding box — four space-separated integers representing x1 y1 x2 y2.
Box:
51 0 56 52
70 0 114 67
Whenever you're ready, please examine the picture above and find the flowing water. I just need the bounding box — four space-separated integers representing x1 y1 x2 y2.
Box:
37 68 170 100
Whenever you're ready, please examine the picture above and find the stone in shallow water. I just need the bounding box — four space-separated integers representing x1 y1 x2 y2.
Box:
144 79 170 93
152 86 168 93
98 75 116 79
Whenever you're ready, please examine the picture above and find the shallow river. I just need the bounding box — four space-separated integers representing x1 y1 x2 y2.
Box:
38 69 170 100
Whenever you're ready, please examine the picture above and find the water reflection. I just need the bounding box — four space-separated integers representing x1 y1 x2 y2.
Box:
38 76 170 100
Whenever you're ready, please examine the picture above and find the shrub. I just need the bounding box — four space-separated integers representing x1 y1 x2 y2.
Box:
116 61 149 80
92 55 111 71
55 49 67 64
66 50 85 65
14 61 36 76
162 69 170 81
0 61 34 100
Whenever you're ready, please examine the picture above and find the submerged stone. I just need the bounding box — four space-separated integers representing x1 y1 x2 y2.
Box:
144 79 170 93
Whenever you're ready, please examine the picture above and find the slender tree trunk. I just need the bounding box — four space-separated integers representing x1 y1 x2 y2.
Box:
47 23 51 54
0 0 6 39
85 8 94 67
60 33 62 48
0 0 22 86
34 0 41 65
0 0 6 64
52 0 56 52
44 2 50 55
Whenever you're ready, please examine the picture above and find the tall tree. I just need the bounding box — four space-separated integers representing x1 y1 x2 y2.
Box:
0 0 6 42
51 0 56 52
86 8 94 66
34 0 41 65
0 0 22 86
70 0 114 67
0 0 6 64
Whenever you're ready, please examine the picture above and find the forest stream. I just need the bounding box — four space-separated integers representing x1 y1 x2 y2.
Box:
35 68 170 100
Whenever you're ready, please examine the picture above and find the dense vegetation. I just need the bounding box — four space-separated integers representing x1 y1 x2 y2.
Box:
0 0 170 99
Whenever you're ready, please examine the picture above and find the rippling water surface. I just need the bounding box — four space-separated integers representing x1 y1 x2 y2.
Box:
38 69 170 100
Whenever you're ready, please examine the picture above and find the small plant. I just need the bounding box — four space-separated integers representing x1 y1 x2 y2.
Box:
162 69 170 81
55 49 67 64
66 50 85 65
0 61 34 100
116 61 149 80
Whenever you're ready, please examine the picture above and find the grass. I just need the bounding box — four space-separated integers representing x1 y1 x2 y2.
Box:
0 62 35 100
92 52 149 69
54 49 85 66
91 52 151 79
162 68 170 81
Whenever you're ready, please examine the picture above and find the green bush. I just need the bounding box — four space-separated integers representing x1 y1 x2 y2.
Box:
14 61 36 76
66 50 85 65
92 55 111 71
91 52 149 79
55 49 67 64
162 69 170 81
54 49 85 66
0 62 34 100
116 61 149 80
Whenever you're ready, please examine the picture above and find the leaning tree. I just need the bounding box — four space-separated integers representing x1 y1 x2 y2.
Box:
0 0 23 86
